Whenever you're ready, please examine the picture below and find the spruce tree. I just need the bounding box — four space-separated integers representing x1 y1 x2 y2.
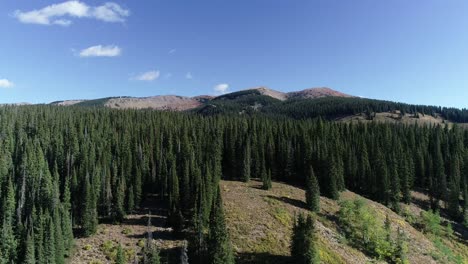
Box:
207 188 234 264
82 174 98 236
53 209 65 264
390 159 401 213
448 155 461 220
325 158 340 200
24 231 36 264
242 141 251 182
1 178 17 263
44 215 56 264
305 166 320 212
116 244 125 264
61 176 74 254
262 163 271 190
291 213 319 264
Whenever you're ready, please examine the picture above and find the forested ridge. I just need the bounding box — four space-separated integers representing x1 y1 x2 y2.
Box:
0 104 467 263
196 92 468 122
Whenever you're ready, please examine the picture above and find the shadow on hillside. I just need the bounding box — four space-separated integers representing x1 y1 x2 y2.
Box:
452 223 468 244
159 246 184 264
236 252 292 264
118 215 166 227
265 195 308 210
127 228 179 241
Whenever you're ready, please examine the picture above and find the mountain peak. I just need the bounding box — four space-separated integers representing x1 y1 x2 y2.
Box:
287 87 353 99
247 87 288 101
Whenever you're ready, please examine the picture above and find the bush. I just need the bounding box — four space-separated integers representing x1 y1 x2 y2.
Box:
137 239 146 248
337 199 407 263
122 227 132 235
83 244 92 251
100 240 118 260
419 210 442 236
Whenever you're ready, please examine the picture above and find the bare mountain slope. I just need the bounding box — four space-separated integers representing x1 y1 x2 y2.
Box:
287 87 354 99
105 95 202 110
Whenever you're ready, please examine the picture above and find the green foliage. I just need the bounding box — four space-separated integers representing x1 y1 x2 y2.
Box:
121 227 131 235
116 244 125 264
207 188 235 264
431 237 464 264
83 244 92 251
420 210 443 236
337 199 409 263
305 166 320 212
0 100 466 263
291 213 319 264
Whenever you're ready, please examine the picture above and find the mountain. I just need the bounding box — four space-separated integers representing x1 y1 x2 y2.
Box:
45 86 468 124
48 87 352 110
287 87 354 99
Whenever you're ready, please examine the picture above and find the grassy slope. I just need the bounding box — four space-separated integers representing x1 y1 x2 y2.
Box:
221 180 467 264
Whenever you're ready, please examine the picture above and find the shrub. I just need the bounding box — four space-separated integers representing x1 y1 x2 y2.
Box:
419 210 442 236
337 199 406 262
122 227 132 235
83 244 92 251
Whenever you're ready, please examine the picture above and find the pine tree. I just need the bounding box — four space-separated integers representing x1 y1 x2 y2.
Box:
390 158 401 213
44 215 56 264
148 247 161 264
305 166 320 212
24 231 36 264
400 156 411 204
116 244 125 264
207 187 234 264
376 150 389 204
61 176 74 254
384 214 391 242
114 176 126 222
325 158 340 200
82 174 98 236
394 228 409 264
54 209 65 264
431 133 446 210
262 163 271 190
291 213 319 264
448 155 461 220
34 209 45 264
1 177 17 263
242 141 251 182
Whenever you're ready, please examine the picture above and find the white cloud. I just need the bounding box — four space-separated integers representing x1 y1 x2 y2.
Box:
169 49 176 54
14 1 129 26
214 83 229 94
185 72 193 79
79 45 121 57
53 19 72 26
92 2 129 22
135 70 160 81
0 79 14 88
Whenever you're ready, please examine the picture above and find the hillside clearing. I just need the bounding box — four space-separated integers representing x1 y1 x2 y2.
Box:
69 196 185 264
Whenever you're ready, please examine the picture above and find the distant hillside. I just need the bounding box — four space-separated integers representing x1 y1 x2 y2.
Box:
47 87 468 124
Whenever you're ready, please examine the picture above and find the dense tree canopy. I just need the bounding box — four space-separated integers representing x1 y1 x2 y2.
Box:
0 104 466 263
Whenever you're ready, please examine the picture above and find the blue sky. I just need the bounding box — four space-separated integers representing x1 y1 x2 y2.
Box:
1 1 468 108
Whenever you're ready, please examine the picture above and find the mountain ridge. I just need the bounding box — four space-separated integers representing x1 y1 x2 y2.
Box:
48 87 353 110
